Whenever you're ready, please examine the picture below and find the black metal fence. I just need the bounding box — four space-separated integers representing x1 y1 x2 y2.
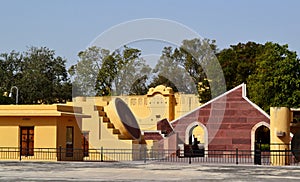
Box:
0 147 299 166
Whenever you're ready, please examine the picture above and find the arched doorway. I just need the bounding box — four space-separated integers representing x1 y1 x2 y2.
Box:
251 121 270 151
251 122 270 165
255 125 270 151
185 122 208 151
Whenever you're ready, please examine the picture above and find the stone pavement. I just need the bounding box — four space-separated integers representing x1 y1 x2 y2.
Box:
0 161 300 181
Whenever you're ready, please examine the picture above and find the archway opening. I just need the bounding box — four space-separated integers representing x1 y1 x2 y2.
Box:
185 124 206 157
184 122 208 152
188 125 205 145
255 125 270 151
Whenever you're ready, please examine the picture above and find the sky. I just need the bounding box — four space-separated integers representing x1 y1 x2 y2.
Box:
1 0 300 68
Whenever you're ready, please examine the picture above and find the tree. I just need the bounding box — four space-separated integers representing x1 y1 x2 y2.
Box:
69 46 110 96
216 41 300 112
149 38 221 103
0 47 71 104
95 46 151 96
129 75 150 95
20 47 71 104
148 75 179 92
150 46 195 93
0 51 23 94
217 42 264 90
95 54 118 96
180 38 223 102
247 42 300 112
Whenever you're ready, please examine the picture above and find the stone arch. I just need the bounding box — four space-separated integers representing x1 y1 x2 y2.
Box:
251 121 270 151
185 121 208 150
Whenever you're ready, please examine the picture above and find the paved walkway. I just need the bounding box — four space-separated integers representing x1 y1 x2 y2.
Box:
0 161 300 181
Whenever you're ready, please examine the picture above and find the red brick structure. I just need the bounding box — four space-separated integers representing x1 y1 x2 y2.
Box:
157 118 174 136
169 84 270 151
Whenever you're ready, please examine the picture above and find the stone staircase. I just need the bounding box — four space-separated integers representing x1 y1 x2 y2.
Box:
94 105 127 139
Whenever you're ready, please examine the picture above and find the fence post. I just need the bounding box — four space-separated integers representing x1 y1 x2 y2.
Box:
236 148 238 165
254 148 261 165
189 147 192 164
19 147 22 161
144 147 147 164
100 147 103 162
59 146 62 161
285 148 289 165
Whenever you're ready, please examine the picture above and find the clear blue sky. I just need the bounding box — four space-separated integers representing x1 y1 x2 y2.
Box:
1 0 299 68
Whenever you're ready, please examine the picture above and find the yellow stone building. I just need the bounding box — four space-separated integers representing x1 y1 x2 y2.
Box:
69 85 201 153
0 105 89 161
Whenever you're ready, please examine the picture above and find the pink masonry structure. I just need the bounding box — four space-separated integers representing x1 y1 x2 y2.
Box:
156 83 270 152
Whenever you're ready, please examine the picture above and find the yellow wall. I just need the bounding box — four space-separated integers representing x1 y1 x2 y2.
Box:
270 107 290 149
174 93 200 119
270 107 291 165
0 115 85 161
0 116 57 161
0 116 57 149
0 126 19 147
56 116 83 161
56 117 80 148
77 99 100 149
71 97 133 150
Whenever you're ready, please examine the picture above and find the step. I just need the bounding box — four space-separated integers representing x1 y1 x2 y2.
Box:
98 111 107 117
94 105 104 111
113 129 121 135
102 117 110 123
107 123 115 129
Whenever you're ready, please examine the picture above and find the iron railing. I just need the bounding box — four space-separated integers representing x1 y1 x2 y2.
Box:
0 147 299 166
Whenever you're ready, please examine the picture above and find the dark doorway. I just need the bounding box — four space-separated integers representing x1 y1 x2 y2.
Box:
255 125 270 151
66 126 74 157
254 125 270 165
82 131 89 157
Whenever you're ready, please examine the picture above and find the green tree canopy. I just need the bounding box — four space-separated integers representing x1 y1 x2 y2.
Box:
216 41 300 112
149 38 220 103
69 46 110 96
0 47 71 104
247 42 300 112
149 46 194 93
0 51 23 93
71 46 151 97
217 42 264 90
96 46 151 96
